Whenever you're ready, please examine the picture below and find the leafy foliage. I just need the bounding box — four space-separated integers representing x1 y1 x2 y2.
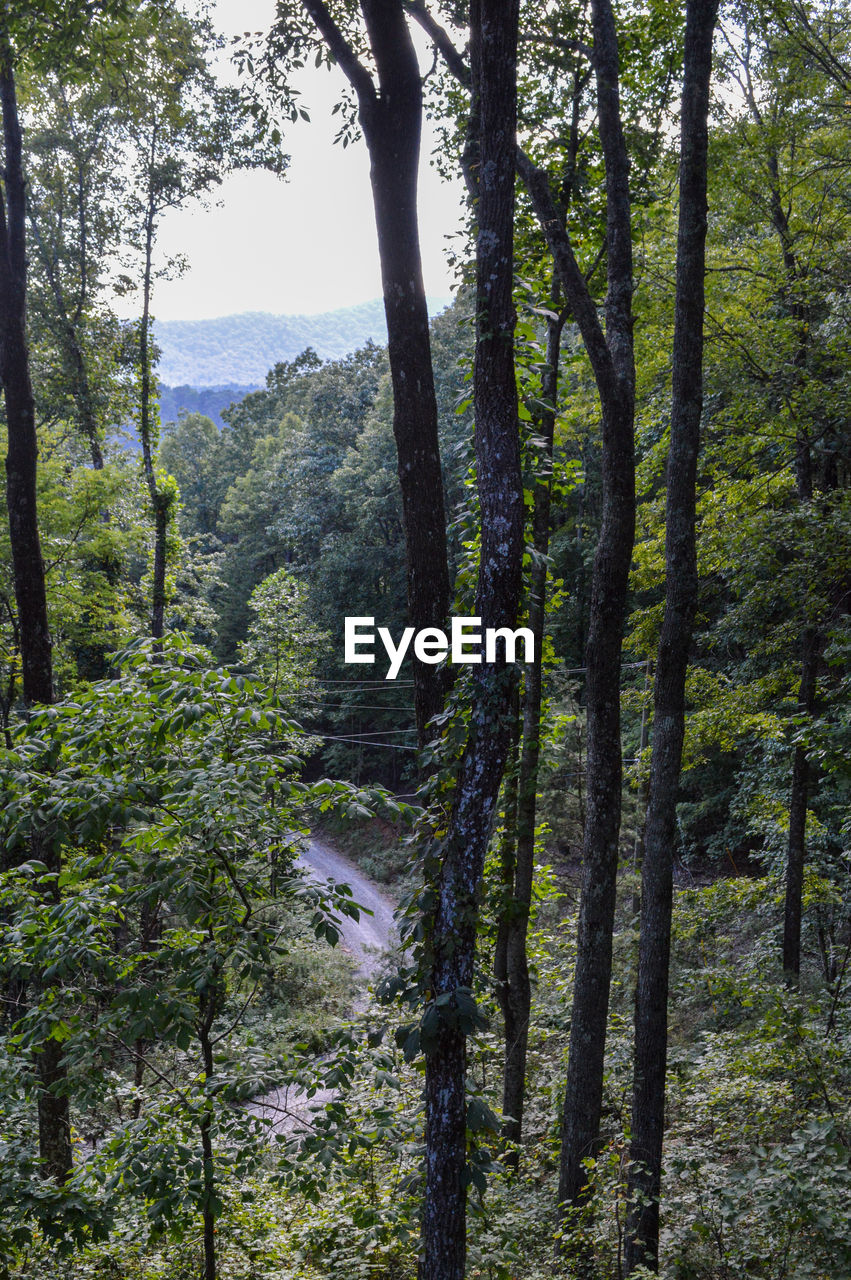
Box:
0 637 366 1265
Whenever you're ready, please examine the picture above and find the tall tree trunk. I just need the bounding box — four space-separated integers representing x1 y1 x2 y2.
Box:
496 305 564 1165
517 0 637 1224
301 0 450 747
0 58 53 704
494 688 521 1043
625 1 718 1269
749 31 824 985
631 657 652 917
0 37 73 1183
556 405 633 1221
421 3 521 1275
138 192 169 641
36 1037 72 1183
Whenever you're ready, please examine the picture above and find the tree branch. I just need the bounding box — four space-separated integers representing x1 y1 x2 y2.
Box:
519 29 595 67
361 0 423 111
410 6 616 401
515 147 614 396
300 0 376 104
404 0 470 87
589 0 633 391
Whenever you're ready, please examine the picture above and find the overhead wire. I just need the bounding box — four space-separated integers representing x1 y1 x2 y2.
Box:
314 733 418 752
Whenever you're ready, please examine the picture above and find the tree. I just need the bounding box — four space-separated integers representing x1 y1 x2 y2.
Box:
653 0 851 956
489 13 607 1157
119 5 241 640
417 0 642 1223
0 636 362 1277
214 343 389 664
0 21 53 709
201 328 471 786
1 0 253 1190
418 3 522 1275
516 0 638 1222
17 60 152 682
23 73 130 472
160 413 227 538
1 2 72 1185
271 0 450 748
494 293 567 1164
728 2 848 982
625 0 718 1268
239 565 328 713
0 428 148 708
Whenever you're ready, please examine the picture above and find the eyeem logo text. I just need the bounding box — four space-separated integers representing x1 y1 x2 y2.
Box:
344 616 534 680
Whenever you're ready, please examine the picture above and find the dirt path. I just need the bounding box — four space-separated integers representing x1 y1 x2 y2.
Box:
248 836 398 1134
298 836 398 985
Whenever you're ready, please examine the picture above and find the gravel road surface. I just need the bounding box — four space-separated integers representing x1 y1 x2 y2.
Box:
249 835 398 1133
297 836 398 981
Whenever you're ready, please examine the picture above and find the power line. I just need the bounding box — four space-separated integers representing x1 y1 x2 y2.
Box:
314 660 648 687
322 732 417 742
317 678 416 686
317 660 647 685
561 660 649 675
316 733 418 752
308 702 414 712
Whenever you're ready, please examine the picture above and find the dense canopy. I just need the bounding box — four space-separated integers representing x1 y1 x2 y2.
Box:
0 1 849 1278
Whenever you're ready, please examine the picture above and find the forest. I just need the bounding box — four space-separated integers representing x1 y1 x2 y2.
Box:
155 300 392 387
0 1 849 1278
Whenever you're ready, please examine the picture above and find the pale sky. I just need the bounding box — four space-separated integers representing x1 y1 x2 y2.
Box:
147 0 465 321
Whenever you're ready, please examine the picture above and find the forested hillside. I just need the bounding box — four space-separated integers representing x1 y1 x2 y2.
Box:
1 2 849 1280
155 301 450 425
154 301 394 385
158 384 259 428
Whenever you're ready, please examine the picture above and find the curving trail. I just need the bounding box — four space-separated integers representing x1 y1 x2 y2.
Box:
249 836 398 1134
298 836 398 984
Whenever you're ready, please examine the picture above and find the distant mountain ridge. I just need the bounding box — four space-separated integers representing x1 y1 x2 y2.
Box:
154 297 450 388
154 300 387 386
158 384 260 428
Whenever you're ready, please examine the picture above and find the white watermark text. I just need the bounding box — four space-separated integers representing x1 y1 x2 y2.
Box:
344 616 534 679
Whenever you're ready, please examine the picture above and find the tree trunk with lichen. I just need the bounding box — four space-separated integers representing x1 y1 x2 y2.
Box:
495 306 564 1165
514 0 637 1225
0 38 73 1184
421 2 522 1275
625 0 718 1268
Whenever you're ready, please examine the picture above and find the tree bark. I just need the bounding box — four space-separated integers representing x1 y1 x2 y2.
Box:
0 54 53 705
745 22 824 985
421 2 521 1275
301 0 450 747
37 1035 72 1186
0 36 73 1183
516 0 637 1225
138 187 169 642
496 306 564 1165
624 1 718 1270
494 687 521 1044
